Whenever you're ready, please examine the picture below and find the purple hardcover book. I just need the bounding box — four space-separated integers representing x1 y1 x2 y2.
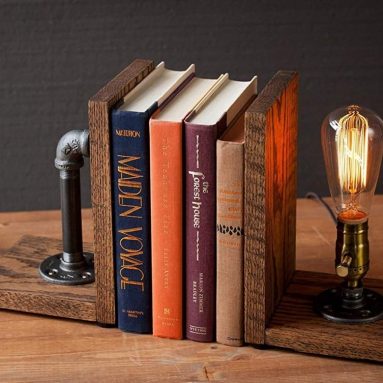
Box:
185 118 226 341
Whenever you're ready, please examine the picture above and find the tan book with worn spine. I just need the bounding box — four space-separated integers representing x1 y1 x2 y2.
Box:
216 114 245 346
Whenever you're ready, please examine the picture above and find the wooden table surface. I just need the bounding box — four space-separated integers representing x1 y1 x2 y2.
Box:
1 198 383 382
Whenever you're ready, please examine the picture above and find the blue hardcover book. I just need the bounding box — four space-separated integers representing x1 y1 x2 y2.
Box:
111 62 195 333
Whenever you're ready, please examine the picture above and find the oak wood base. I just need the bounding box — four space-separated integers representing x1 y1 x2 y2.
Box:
0 235 96 321
265 270 383 362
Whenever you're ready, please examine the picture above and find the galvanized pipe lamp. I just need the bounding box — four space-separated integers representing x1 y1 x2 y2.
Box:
315 105 383 323
39 129 95 285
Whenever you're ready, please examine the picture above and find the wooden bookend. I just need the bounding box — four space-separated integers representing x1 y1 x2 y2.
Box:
0 60 154 324
244 71 298 344
244 71 383 362
88 59 155 326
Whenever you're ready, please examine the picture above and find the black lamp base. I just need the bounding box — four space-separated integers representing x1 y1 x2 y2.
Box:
314 286 383 324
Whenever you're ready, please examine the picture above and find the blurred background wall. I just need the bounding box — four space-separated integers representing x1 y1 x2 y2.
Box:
1 0 382 211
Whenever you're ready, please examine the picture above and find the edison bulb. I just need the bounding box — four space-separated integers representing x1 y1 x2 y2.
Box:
316 105 383 324
321 105 383 223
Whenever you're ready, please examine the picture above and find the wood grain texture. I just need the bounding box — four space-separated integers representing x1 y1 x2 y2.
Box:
3 313 383 383
0 235 95 321
266 270 383 362
88 59 155 326
244 71 298 344
1 205 383 380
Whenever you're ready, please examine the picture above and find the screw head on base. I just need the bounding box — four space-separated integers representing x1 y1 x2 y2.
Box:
39 252 95 285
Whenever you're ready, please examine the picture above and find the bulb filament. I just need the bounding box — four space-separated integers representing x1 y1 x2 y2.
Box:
336 106 369 221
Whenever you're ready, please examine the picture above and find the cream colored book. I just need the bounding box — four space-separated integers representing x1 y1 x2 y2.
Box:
216 114 245 346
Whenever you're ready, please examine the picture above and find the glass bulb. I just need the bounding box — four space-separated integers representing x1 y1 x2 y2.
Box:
321 105 383 223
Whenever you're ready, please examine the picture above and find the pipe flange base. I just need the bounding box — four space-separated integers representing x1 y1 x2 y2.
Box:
39 252 95 285
314 287 383 324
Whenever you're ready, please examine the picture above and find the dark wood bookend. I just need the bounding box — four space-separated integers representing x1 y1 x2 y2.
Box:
244 71 298 344
0 59 155 325
244 70 383 362
89 59 155 326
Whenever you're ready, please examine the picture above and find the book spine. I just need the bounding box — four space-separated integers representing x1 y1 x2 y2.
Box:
150 120 183 339
216 140 244 346
185 123 217 342
111 109 154 333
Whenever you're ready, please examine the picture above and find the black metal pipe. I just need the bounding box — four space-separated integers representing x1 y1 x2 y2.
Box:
60 169 84 267
39 129 94 285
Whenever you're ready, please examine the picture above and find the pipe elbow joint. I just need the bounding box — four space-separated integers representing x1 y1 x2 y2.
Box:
55 130 89 171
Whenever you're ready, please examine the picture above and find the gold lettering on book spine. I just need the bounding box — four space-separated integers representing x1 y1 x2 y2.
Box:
116 155 145 291
115 129 141 138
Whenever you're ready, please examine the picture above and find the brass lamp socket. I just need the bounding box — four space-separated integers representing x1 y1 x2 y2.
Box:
335 220 369 288
314 219 383 323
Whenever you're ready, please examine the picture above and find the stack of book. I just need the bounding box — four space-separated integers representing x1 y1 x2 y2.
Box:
110 62 257 345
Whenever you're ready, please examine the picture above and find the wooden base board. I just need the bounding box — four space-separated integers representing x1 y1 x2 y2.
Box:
265 270 383 362
0 235 96 322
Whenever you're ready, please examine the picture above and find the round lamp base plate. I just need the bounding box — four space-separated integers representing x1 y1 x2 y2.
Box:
314 287 383 324
39 252 95 285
